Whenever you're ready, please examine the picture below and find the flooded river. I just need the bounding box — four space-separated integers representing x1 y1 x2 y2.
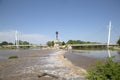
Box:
1 49 119 80
72 50 120 61
0 49 85 80
65 50 120 69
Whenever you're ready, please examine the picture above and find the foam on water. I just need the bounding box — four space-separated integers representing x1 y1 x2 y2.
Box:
19 50 86 80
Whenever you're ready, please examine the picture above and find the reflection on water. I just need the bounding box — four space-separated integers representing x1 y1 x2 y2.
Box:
73 50 120 61
107 50 111 58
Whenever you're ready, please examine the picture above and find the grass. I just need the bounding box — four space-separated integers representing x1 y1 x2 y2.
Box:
8 56 18 59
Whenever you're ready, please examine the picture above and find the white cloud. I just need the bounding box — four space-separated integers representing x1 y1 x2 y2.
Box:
0 30 51 44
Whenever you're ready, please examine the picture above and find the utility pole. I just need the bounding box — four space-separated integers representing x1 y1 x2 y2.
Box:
107 21 111 57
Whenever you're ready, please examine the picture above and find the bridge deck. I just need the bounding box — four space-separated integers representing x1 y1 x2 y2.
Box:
69 44 118 47
2 45 46 47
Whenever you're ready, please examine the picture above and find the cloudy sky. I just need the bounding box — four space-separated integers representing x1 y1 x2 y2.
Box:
0 30 51 44
0 0 120 44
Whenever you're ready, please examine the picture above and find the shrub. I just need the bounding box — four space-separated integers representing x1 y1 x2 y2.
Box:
87 57 120 80
8 56 18 59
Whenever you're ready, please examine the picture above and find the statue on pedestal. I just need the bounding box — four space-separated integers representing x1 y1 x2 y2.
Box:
54 31 60 49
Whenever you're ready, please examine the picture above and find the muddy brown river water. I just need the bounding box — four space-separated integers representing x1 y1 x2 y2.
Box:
0 49 86 80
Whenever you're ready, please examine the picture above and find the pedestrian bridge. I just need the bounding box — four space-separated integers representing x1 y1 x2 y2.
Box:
1 45 46 48
67 43 118 49
69 43 118 46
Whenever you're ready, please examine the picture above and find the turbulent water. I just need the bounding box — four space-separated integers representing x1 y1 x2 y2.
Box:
2 49 119 80
0 49 86 80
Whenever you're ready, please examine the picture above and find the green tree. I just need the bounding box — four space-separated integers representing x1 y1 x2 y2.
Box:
62 41 65 45
1 41 8 45
66 40 73 44
23 41 29 45
46 41 54 47
47 41 51 47
8 42 14 45
19 40 30 45
66 40 85 44
18 40 30 49
52 41 54 46
66 40 98 44
117 37 120 46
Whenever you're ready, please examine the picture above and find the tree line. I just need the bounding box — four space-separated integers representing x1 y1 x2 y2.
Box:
0 41 14 46
0 40 30 49
66 40 98 44
0 40 30 46
46 38 120 49
1 37 120 48
117 37 120 46
46 40 98 47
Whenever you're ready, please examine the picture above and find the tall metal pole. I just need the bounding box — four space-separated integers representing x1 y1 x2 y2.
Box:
107 21 111 48
107 21 111 57
15 30 19 49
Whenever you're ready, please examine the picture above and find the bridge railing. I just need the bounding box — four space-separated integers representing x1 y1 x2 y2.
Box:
67 43 118 46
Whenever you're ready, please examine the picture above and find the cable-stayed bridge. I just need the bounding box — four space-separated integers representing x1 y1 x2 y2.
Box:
69 43 118 47
2 44 44 47
67 43 118 50
1 21 119 51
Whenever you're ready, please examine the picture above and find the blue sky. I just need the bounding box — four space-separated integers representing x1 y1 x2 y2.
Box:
0 0 120 44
